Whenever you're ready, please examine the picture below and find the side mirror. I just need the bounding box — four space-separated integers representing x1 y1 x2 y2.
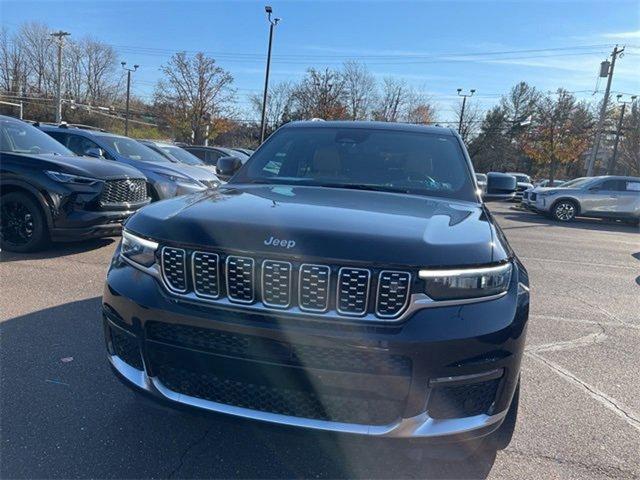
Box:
483 173 517 202
85 147 104 159
216 156 242 178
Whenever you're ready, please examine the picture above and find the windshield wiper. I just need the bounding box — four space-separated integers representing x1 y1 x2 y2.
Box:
314 183 413 194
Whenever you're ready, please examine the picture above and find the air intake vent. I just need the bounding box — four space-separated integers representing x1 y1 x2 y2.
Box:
226 256 255 303
262 260 292 308
376 271 411 318
337 268 370 316
161 247 187 293
192 251 221 298
299 264 331 312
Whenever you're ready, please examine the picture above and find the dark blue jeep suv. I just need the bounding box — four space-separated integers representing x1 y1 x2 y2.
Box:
102 121 528 453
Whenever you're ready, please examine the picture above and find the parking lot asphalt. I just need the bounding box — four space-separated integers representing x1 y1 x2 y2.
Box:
1 202 639 479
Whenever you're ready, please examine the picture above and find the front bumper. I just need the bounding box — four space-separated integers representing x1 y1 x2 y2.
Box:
103 252 528 440
51 205 147 241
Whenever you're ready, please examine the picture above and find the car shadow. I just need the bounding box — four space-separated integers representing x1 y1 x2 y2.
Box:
1 298 497 479
499 207 639 234
0 237 116 263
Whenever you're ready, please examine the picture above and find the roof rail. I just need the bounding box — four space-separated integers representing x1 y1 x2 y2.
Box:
67 123 106 132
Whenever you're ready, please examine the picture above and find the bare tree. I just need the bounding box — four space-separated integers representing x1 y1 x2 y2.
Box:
453 98 481 143
372 77 409 122
19 22 55 94
619 98 640 176
0 27 26 95
404 89 436 124
291 68 346 120
154 51 235 144
249 81 292 134
342 60 376 120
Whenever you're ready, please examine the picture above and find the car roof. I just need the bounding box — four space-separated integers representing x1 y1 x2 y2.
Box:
38 124 121 138
593 175 640 181
281 120 455 136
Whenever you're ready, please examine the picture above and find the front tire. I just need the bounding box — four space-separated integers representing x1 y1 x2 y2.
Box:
0 192 50 252
551 200 578 222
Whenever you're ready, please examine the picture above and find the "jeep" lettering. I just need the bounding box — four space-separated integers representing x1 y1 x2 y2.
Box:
264 236 296 249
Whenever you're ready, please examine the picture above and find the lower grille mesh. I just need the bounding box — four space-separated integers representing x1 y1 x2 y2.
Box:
110 326 143 370
154 362 403 425
427 379 500 419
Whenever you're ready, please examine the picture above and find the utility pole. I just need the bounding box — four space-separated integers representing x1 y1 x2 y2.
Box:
121 62 139 136
586 45 624 176
456 88 475 134
260 5 280 143
608 94 636 174
50 30 70 123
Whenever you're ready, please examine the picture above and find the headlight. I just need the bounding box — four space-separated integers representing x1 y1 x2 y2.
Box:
419 263 512 301
45 170 99 185
121 230 158 268
157 172 203 188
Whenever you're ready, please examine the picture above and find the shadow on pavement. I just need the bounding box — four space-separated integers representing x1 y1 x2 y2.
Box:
0 238 116 263
1 298 497 479
499 207 639 234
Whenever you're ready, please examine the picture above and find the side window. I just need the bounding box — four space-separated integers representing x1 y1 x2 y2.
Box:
67 135 102 157
189 148 206 160
625 181 640 193
206 150 223 165
47 132 69 147
599 179 626 192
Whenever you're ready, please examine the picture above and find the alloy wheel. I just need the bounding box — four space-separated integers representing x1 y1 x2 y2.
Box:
1 200 35 245
554 202 575 221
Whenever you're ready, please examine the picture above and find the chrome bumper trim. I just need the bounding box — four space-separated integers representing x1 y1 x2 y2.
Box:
109 354 507 439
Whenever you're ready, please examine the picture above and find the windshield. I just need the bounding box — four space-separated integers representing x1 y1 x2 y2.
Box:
476 173 487 182
0 118 73 156
232 127 476 201
96 135 171 163
560 177 592 188
160 145 204 166
510 174 531 183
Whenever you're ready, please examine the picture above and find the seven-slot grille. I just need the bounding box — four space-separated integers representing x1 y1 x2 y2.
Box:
262 260 292 308
192 252 220 298
100 178 147 205
376 271 412 318
159 250 413 319
299 264 330 312
161 248 187 292
337 268 371 316
226 256 255 303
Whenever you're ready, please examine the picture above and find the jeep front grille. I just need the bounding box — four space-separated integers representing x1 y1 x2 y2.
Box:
375 271 412 318
159 249 413 320
262 260 292 308
100 178 147 205
161 247 187 293
226 256 255 303
337 268 370 316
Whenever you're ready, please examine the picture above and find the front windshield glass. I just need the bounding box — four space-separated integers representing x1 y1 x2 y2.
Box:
0 118 72 156
512 174 531 183
161 145 204 166
476 173 487 181
560 177 592 188
232 127 476 201
96 135 171 163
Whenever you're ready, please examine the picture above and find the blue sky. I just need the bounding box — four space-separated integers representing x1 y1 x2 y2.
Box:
1 0 639 122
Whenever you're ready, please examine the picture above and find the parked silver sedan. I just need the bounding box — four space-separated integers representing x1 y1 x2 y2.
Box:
533 176 640 224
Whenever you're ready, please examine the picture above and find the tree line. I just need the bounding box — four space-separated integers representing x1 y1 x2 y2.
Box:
1 21 638 179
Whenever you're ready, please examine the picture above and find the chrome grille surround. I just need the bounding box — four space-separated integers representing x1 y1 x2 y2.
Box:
261 260 293 308
225 256 255 304
298 264 331 313
192 251 221 299
336 267 371 316
160 247 187 293
375 271 412 318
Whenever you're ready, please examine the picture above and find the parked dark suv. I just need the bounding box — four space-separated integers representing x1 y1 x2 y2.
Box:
103 121 528 453
0 115 149 252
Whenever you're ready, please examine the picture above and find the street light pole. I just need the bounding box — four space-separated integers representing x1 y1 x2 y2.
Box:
457 88 475 136
51 30 70 123
121 62 139 136
260 5 280 143
608 94 636 174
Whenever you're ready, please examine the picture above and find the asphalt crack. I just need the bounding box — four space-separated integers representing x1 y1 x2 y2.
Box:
167 424 214 479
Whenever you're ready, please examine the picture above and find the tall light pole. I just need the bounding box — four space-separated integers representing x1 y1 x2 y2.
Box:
608 94 636 174
121 62 139 136
586 45 624 176
457 88 475 135
51 30 70 123
260 5 280 143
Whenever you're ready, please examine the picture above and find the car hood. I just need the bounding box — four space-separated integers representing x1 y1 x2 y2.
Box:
15 153 145 180
137 161 219 182
125 185 502 267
